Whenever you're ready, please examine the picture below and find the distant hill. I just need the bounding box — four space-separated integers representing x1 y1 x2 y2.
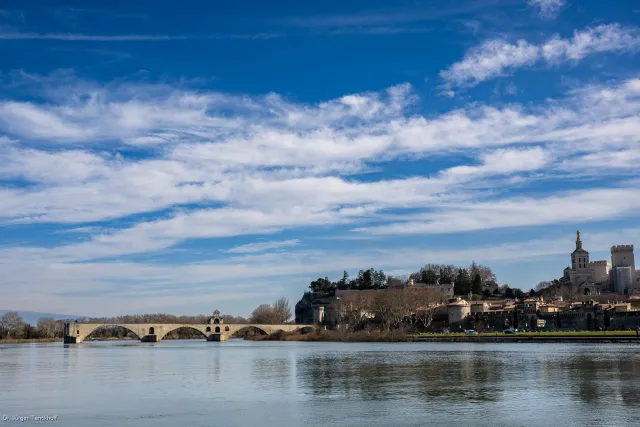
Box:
0 310 82 325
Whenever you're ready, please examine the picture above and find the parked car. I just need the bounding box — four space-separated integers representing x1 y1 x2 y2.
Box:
503 328 518 335
465 330 479 336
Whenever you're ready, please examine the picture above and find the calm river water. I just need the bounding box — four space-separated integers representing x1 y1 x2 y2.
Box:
1 340 640 426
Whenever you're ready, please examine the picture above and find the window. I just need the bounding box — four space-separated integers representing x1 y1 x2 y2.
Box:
215 326 220 333
149 327 155 334
206 326 211 332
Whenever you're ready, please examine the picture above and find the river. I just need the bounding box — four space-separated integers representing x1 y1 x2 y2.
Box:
1 340 639 426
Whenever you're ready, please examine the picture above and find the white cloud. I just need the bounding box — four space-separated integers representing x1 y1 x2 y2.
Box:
440 24 640 90
224 239 301 253
356 186 640 235
0 73 640 314
528 0 566 19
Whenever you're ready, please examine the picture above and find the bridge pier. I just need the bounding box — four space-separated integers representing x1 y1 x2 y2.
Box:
207 333 228 342
140 335 159 343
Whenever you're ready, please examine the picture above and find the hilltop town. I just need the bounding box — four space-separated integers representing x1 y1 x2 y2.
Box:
295 231 640 333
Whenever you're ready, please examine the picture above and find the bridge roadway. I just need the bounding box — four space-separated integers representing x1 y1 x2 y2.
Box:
63 322 315 343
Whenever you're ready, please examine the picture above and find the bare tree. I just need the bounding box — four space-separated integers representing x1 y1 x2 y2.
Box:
36 317 62 338
373 289 413 331
272 298 292 324
413 289 445 331
249 304 277 324
337 291 374 330
1 311 25 338
535 281 554 292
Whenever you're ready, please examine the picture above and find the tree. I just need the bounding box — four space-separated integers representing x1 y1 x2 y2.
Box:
413 289 445 331
372 269 387 289
417 264 441 284
249 304 277 324
439 265 457 284
469 262 497 285
528 289 538 297
513 306 519 329
36 317 62 338
309 277 333 294
482 289 492 298
272 298 292 324
337 292 373 330
0 311 25 338
454 268 472 295
492 288 501 296
336 271 350 290
513 288 525 299
472 274 482 295
504 287 515 299
372 289 412 331
556 312 562 329
535 281 553 292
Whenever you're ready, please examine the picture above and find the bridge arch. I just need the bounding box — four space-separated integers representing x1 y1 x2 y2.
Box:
83 324 142 341
232 325 270 337
157 325 208 341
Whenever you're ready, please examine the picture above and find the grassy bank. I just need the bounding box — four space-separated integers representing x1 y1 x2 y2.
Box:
0 338 61 344
412 330 639 338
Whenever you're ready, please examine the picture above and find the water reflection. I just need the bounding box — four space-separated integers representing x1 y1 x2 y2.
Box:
2 341 640 427
297 351 504 402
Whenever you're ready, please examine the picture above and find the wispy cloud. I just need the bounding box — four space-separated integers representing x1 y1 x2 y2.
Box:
0 32 277 41
224 239 301 254
0 70 639 314
283 1 504 28
440 23 640 91
528 0 566 19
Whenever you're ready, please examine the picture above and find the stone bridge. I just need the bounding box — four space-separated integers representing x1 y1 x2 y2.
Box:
63 322 315 343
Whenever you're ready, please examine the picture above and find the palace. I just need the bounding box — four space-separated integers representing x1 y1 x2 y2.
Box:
562 230 639 295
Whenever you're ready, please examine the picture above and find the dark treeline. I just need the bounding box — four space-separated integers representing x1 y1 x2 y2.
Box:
309 268 388 294
307 262 530 299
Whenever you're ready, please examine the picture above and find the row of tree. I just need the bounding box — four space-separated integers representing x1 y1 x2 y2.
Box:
336 288 446 332
0 312 66 339
308 263 529 299
409 262 497 295
309 269 388 294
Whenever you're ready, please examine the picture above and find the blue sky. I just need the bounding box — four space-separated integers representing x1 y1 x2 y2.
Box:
0 0 639 317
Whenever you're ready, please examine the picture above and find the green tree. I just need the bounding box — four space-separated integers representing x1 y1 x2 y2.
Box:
513 306 519 329
439 265 457 284
309 277 333 294
504 287 515 299
514 288 525 299
372 269 387 289
419 264 440 284
336 271 350 290
471 274 482 295
454 268 472 295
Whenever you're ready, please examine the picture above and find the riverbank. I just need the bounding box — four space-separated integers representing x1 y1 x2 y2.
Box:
247 330 640 343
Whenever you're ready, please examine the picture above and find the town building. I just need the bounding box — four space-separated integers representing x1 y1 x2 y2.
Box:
562 230 639 295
